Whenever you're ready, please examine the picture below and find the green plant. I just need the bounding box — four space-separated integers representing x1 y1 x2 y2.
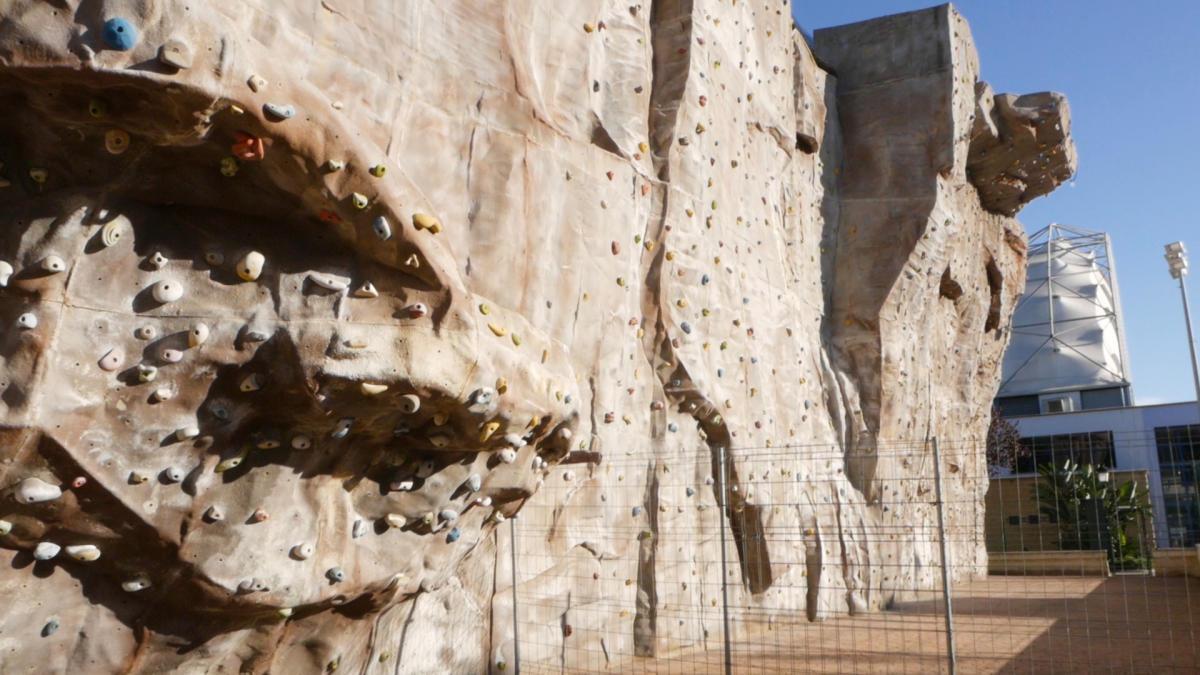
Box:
1036 460 1151 568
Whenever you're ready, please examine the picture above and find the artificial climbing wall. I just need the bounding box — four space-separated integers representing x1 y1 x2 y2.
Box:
0 1 1074 673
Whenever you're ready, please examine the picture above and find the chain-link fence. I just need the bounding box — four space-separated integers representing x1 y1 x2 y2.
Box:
496 436 1200 673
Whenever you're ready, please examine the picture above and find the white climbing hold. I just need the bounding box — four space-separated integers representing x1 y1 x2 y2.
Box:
247 74 267 92
188 323 210 348
122 577 151 592
40 255 65 273
162 467 185 483
176 426 200 441
65 544 101 562
385 513 406 529
404 302 429 318
399 394 421 414
15 477 61 504
415 460 436 478
308 272 350 291
352 519 368 539
34 542 61 561
361 382 388 396
0 261 12 286
158 38 193 69
129 470 151 484
439 509 459 522
563 470 576 482
150 279 184 304
98 348 124 372
373 215 392 240
151 387 175 403
325 159 345 172
499 448 517 464
0 519 11 535
16 312 36 329
391 480 414 492
137 364 158 382
468 387 496 414
503 433 527 449
263 102 295 120
237 251 265 281
291 435 312 450
204 505 225 521
134 325 157 340
353 281 379 298
290 543 314 560
331 417 354 439
465 474 482 492
101 220 125 247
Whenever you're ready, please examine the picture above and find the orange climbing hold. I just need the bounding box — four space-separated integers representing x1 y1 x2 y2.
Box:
231 131 266 161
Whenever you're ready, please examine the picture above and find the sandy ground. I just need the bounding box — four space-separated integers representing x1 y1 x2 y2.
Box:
522 575 1200 674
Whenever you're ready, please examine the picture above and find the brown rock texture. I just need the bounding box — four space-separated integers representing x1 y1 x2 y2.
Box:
0 2 1074 672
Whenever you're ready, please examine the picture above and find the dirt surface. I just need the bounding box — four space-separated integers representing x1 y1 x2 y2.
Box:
523 575 1200 674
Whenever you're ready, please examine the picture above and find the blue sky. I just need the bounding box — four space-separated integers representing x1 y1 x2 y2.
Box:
794 1 1200 405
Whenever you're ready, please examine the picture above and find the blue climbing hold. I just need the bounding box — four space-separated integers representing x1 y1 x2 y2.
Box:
446 527 461 543
102 18 138 51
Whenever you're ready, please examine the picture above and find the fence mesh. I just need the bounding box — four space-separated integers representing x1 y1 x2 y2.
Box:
501 434 1200 673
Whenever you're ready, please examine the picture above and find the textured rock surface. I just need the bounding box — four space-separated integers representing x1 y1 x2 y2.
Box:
0 2 1072 672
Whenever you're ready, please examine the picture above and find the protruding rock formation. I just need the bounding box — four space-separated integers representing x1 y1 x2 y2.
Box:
0 2 1073 672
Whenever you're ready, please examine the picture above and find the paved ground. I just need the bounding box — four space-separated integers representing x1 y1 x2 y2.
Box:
526 575 1200 674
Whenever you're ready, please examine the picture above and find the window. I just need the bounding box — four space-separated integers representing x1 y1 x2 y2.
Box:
1042 396 1073 414
1155 424 1200 547
1016 431 1115 474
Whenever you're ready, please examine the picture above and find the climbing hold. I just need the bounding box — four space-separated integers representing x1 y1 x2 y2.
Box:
439 509 459 523
208 399 231 421
324 159 345 172
0 261 11 286
326 567 346 583
158 39 192 69
681 322 692 334
415 460 436 479
122 577 151 592
0 520 11 535
19 312 40 329
263 103 295 121
252 509 270 523
98 348 124 372
479 421 501 443
215 453 243 473
352 519 367 539
469 387 496 413
65 544 101 562
231 131 265 161
88 99 108 118
563 470 576 482
278 608 294 619
219 157 239 177
398 394 421 414
136 364 158 382
204 251 225 266
237 251 265 281
150 386 175 403
632 506 643 517
40 255 66 273
239 373 265 392
290 543 314 560
390 481 414 494
412 213 441 234
446 528 461 543
405 303 428 318
25 168 49 186
372 215 392 240
361 382 388 396
162 467 185 483
129 470 150 484
353 281 379 298
351 193 369 209
102 18 138 51
499 448 517 464
291 434 312 450
247 74 268 92
101 220 126 248
331 417 354 439
465 474 483 492
308 272 350 291
488 323 507 337
42 618 60 637
369 164 387 178
104 129 130 155
704 476 714 485
150 279 184 304
15 477 61 504
188 323 210 348
686 487 696 497
204 506 225 522
34 542 60 560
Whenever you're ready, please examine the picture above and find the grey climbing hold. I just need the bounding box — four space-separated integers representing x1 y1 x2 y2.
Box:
326 567 346 583
680 322 692 334
667 422 679 432
446 527 461 543
42 617 59 637
373 215 392 240
439 509 459 523
331 417 354 439
632 506 643 517
352 519 368 539
291 434 312 450
468 387 496 413
263 103 296 121
686 487 696 497
122 577 151 592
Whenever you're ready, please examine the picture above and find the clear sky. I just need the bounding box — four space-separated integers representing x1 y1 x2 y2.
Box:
794 1 1200 405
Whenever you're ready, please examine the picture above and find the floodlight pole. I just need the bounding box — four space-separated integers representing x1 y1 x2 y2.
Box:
1165 242 1200 419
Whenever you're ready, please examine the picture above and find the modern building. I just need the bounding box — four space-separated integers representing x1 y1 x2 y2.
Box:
991 224 1200 550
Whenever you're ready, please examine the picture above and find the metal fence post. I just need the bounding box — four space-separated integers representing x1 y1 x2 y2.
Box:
716 445 733 675
932 437 958 675
510 515 521 675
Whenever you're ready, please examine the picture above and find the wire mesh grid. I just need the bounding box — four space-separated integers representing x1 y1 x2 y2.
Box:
498 435 1200 674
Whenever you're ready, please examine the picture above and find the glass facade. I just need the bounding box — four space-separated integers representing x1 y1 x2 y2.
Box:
1015 431 1116 474
1155 424 1200 548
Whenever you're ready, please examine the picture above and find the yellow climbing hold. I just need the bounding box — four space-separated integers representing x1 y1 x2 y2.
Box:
219 158 238 177
369 164 387 178
488 323 507 337
496 378 508 395
480 421 501 442
413 213 441 234
511 333 522 347
479 303 491 315
638 142 649 153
